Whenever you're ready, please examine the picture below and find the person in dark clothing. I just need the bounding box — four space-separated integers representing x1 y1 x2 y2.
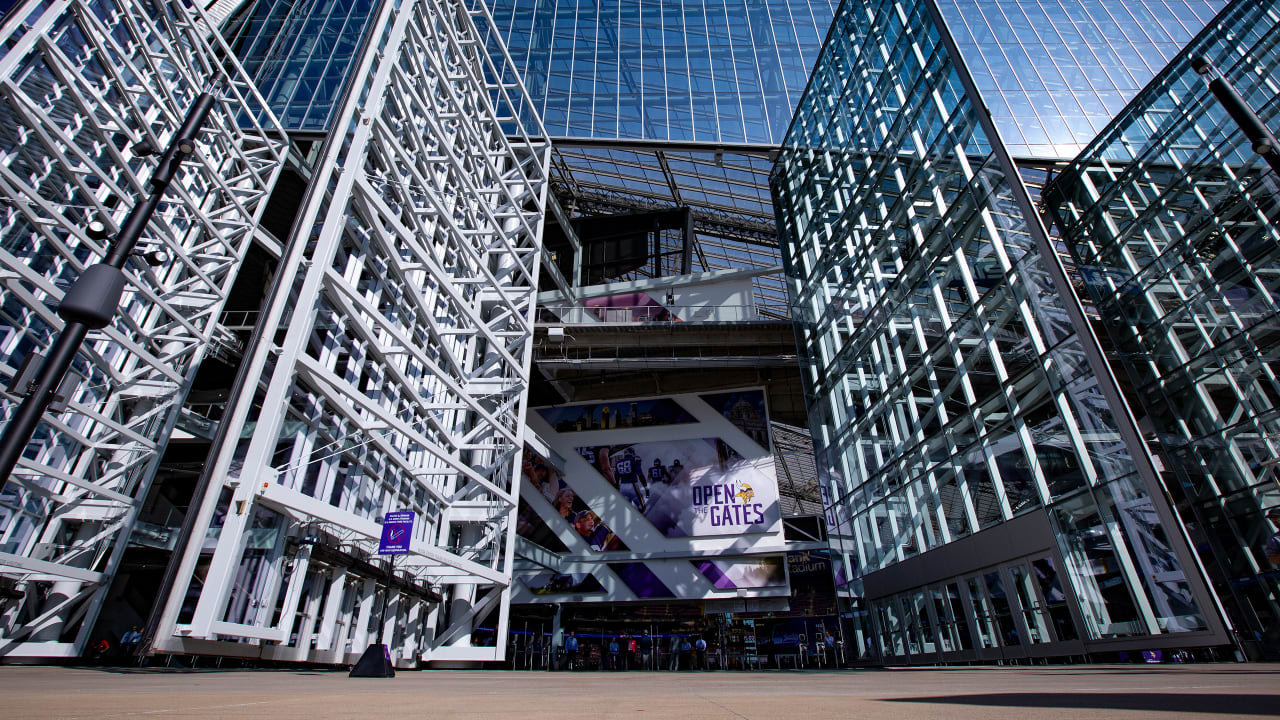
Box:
639 632 653 670
564 632 579 671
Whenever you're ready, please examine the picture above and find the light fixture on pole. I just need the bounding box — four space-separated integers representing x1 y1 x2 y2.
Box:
0 92 218 484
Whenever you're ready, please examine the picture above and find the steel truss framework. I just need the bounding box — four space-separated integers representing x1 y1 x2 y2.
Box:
151 0 551 665
771 421 823 516
0 0 288 657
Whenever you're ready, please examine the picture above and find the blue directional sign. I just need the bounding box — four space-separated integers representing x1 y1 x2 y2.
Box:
378 511 415 555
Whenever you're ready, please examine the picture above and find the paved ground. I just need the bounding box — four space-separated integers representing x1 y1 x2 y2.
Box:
0 664 1276 719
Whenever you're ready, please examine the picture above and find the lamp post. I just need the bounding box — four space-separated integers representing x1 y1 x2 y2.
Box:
1192 56 1280 177
0 92 217 484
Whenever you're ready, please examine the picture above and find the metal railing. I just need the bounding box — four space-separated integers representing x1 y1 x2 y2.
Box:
217 309 261 330
537 303 786 325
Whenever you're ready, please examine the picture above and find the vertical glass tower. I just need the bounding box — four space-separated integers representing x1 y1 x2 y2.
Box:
773 0 1233 663
1046 0 1280 659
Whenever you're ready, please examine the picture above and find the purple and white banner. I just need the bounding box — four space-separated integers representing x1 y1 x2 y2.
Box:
577 437 780 538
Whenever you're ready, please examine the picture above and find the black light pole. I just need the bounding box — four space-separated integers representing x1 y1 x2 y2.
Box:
0 92 217 484
1192 56 1280 177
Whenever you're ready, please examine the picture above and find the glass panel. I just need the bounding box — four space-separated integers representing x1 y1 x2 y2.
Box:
910 591 937 655
878 599 906 657
1106 477 1208 632
983 570 1022 646
1010 563 1052 644
930 586 957 652
946 582 975 651
1050 493 1145 638
1032 556 1080 642
967 576 1000 649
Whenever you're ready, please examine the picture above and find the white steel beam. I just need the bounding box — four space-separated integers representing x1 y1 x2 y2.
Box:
0 0 288 658
151 0 549 665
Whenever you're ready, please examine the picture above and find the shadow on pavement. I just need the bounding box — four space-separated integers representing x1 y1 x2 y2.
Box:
885 692 1280 715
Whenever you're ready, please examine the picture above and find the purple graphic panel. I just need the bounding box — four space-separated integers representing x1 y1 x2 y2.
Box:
609 562 674 598
584 292 678 322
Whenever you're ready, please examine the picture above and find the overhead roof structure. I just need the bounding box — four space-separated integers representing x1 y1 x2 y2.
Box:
546 138 791 318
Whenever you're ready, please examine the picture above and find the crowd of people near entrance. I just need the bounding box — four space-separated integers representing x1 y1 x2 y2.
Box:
558 631 710 671
512 625 845 671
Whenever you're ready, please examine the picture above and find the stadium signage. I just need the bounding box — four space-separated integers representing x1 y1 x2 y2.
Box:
693 482 766 527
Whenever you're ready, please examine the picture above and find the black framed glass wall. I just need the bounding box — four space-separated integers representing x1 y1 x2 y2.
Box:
772 0 1232 663
1046 0 1280 661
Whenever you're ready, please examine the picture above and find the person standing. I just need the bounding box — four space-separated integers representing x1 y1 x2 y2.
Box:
607 637 620 671
564 631 579 671
614 448 649 511
639 632 653 670
694 636 707 670
668 634 680 671
823 631 836 666
680 636 692 670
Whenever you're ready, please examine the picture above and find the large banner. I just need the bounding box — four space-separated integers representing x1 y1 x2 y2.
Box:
576 437 780 537
516 388 783 604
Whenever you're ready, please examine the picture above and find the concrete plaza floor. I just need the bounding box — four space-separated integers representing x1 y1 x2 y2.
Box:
0 664 1276 719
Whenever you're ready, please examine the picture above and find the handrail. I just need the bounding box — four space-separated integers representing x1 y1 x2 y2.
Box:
537 303 787 325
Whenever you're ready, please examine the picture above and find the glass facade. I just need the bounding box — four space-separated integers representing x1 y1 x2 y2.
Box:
1046 0 1280 659
940 0 1227 159
487 0 837 142
475 0 840 315
234 0 380 131
773 0 1225 662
